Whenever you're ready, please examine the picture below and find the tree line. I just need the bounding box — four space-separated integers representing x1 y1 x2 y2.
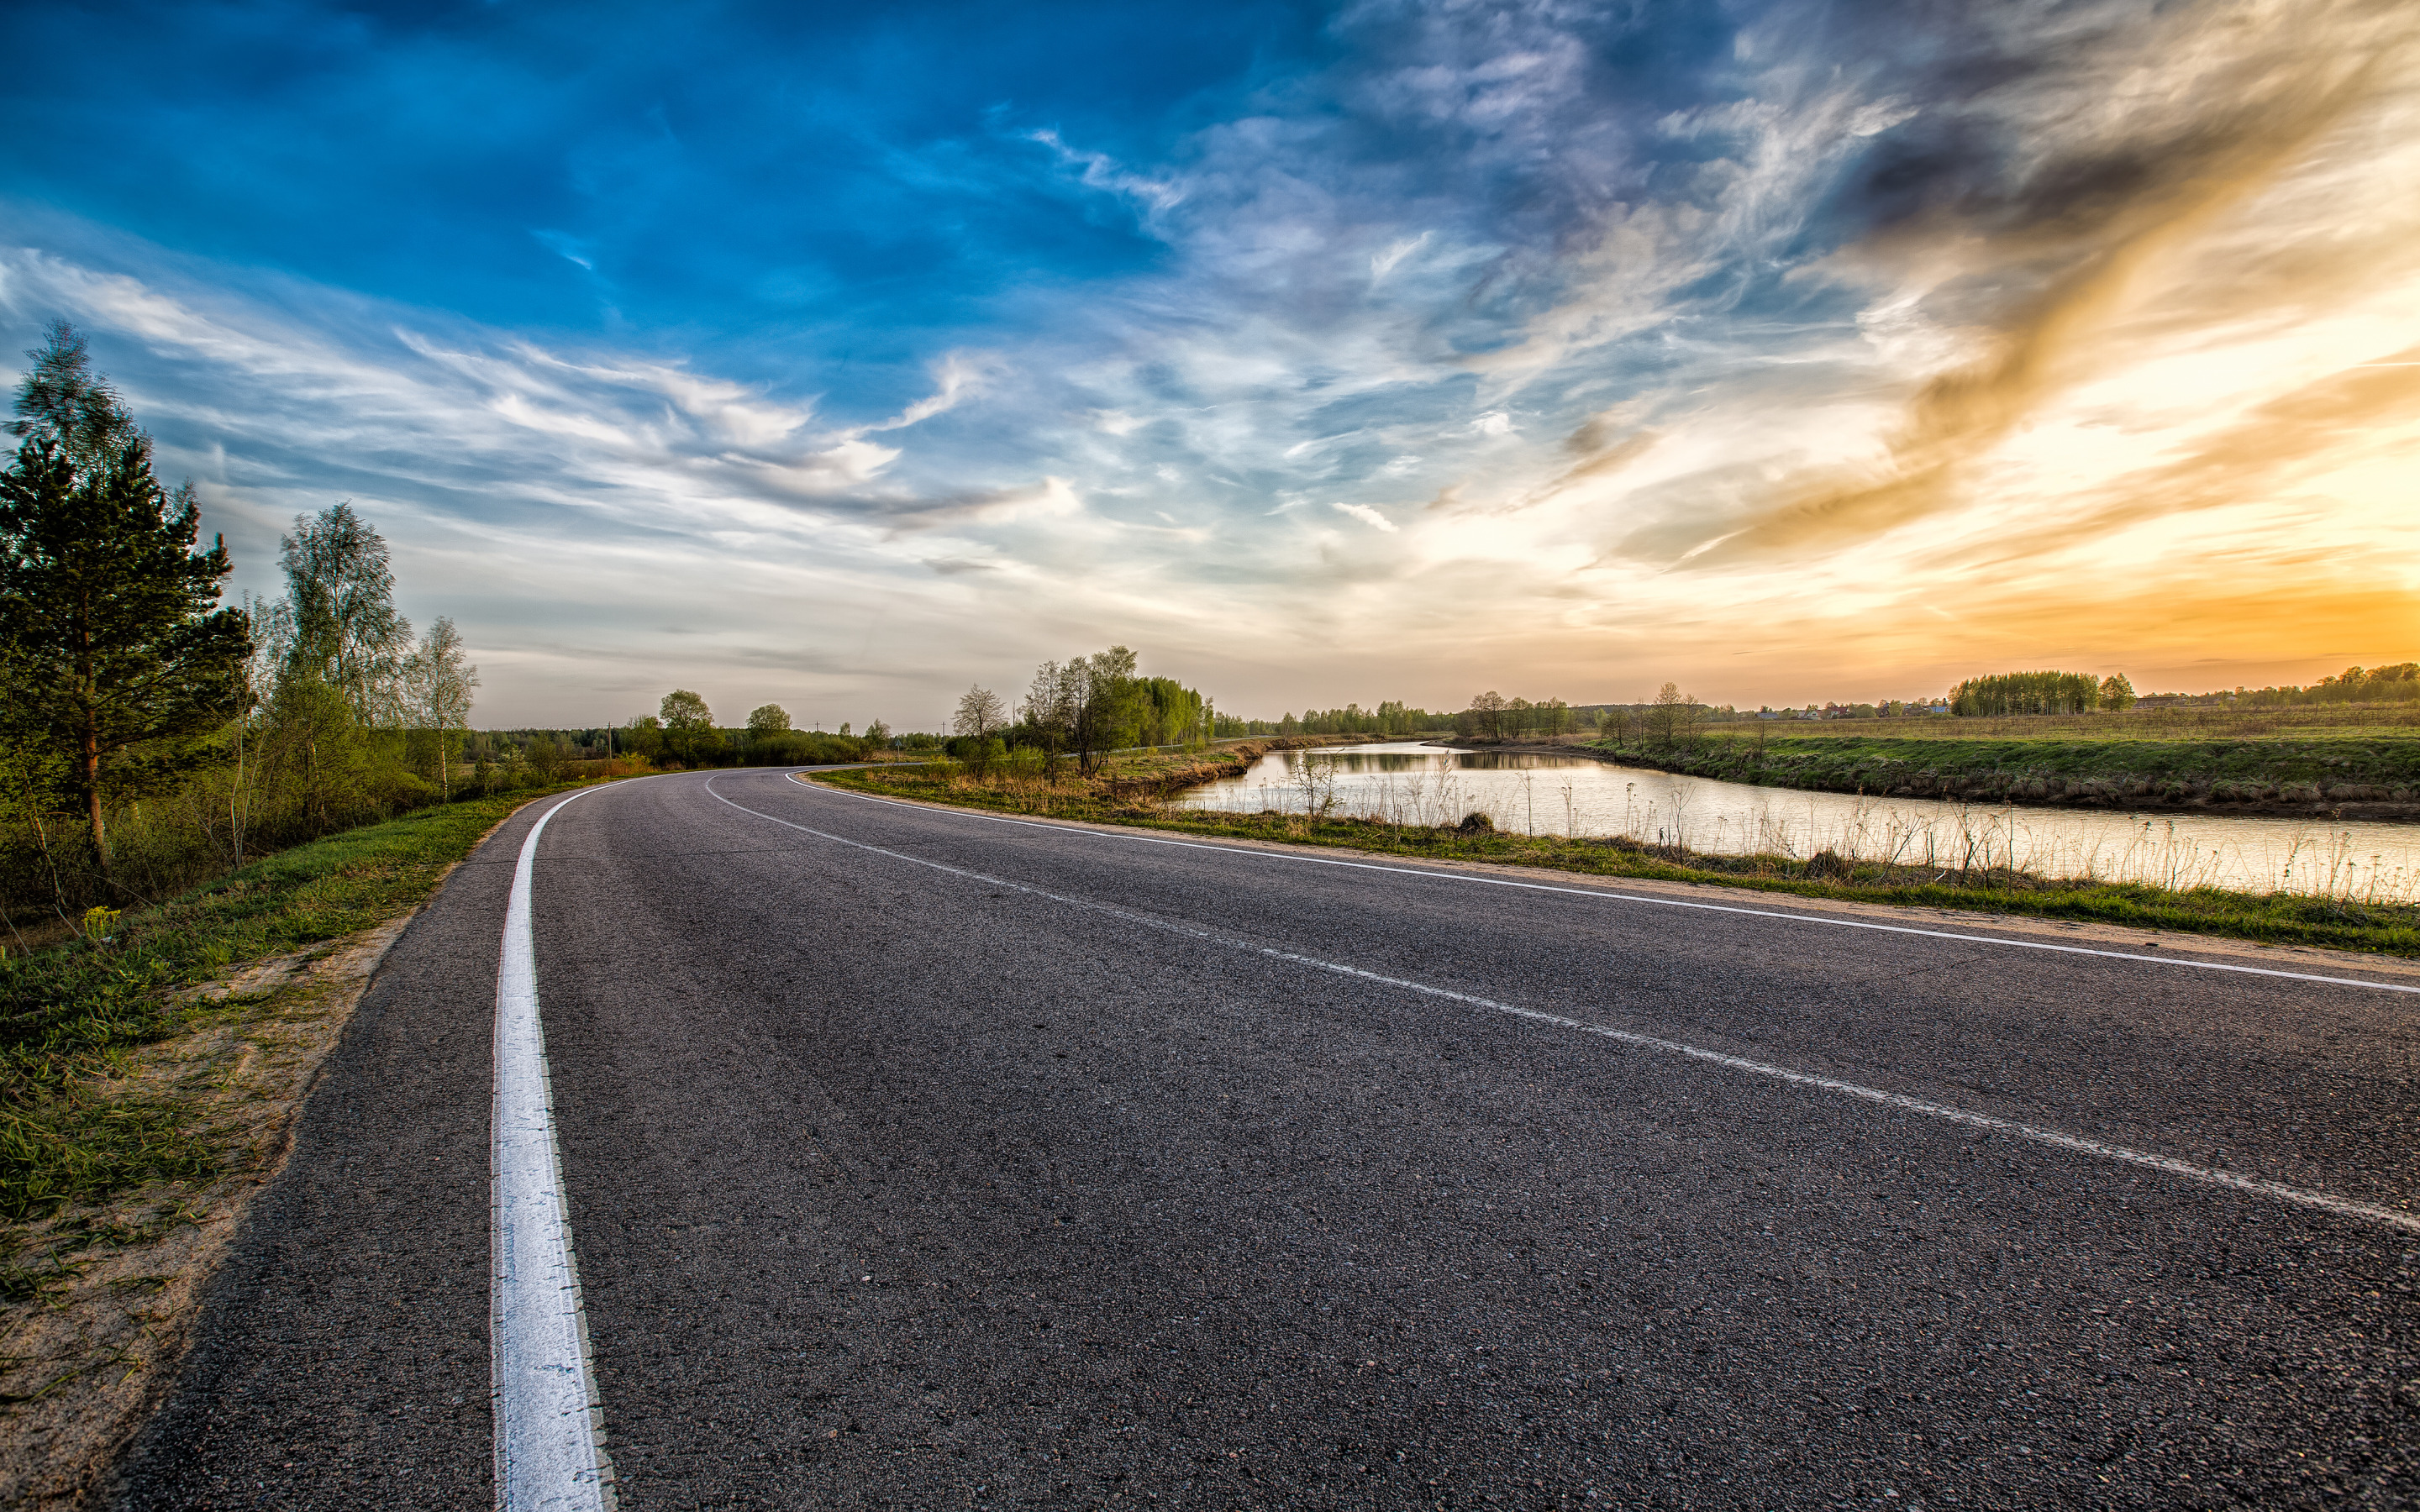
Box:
1949 671 2135 717
1454 691 1584 740
610 690 909 768
2232 664 2419 708
1213 701 1444 738
946 647 1216 780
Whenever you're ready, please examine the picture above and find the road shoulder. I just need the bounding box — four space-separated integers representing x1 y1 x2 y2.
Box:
0 917 412 1511
1 789 591 1510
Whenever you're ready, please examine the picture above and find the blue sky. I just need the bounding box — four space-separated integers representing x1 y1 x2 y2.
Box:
4 0 2415 726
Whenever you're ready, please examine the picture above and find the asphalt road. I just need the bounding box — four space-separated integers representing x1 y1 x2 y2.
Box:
114 769 2419 1509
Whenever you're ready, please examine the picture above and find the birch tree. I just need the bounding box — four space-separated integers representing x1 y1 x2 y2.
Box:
403 617 478 798
276 502 414 725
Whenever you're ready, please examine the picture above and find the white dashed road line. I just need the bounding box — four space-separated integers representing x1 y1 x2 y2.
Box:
723 776 2420 1236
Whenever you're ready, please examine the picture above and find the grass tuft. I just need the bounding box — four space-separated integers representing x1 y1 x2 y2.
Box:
0 782 606 1221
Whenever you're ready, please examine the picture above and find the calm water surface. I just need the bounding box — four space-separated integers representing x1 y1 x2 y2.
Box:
1179 742 2420 900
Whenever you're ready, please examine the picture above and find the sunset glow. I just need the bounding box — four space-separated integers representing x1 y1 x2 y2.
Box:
3 0 2413 722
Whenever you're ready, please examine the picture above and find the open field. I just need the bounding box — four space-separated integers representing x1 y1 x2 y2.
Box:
1565 706 2420 817
813 757 2420 957
1792 703 2420 742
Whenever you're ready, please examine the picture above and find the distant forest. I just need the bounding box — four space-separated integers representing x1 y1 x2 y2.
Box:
1949 671 2129 717
2226 664 2418 706
1218 659 2420 738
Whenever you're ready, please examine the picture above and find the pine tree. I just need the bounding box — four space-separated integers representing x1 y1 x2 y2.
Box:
5 322 139 467
0 328 249 871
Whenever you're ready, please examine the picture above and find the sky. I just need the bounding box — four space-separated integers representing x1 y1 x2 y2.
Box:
2 0 2415 728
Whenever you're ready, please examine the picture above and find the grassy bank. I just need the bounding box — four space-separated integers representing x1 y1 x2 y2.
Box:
934 735 1348 801
813 759 2420 958
1559 716 2420 815
1 782 604 1229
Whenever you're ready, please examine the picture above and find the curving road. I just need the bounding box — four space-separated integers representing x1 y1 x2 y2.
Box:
115 769 2419 1509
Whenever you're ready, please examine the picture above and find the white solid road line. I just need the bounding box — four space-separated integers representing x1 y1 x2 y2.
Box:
799 774 2420 998
715 778 2420 1236
492 788 615 1512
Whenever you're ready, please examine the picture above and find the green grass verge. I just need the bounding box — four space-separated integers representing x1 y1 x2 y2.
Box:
1571 729 2420 808
813 765 2420 958
0 782 602 1224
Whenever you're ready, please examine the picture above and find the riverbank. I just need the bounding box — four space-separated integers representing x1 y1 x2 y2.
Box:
0 780 619 1508
1472 726 2420 820
936 734 1354 802
809 762 2420 957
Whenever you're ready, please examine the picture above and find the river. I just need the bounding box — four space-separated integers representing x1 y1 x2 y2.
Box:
1176 742 2420 900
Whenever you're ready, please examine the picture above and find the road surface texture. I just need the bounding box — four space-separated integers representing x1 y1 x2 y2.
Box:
114 769 2418 1509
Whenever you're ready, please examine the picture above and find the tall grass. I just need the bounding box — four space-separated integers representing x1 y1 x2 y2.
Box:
0 783 605 1221
1 703 648 943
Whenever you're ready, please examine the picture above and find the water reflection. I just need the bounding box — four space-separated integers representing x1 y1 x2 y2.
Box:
1178 742 2420 900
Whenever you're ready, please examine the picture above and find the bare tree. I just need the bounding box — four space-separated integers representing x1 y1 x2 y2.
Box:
954 685 1006 741
1289 751 1337 817
1647 682 1702 749
1022 663 1077 781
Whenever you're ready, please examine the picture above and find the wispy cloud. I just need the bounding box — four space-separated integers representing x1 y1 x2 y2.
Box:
3 0 2413 722
864 350 999 433
530 229 595 272
1028 129 1188 220
1681 0 2413 567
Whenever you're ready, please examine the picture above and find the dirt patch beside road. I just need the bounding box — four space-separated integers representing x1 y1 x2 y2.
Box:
0 916 414 1510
